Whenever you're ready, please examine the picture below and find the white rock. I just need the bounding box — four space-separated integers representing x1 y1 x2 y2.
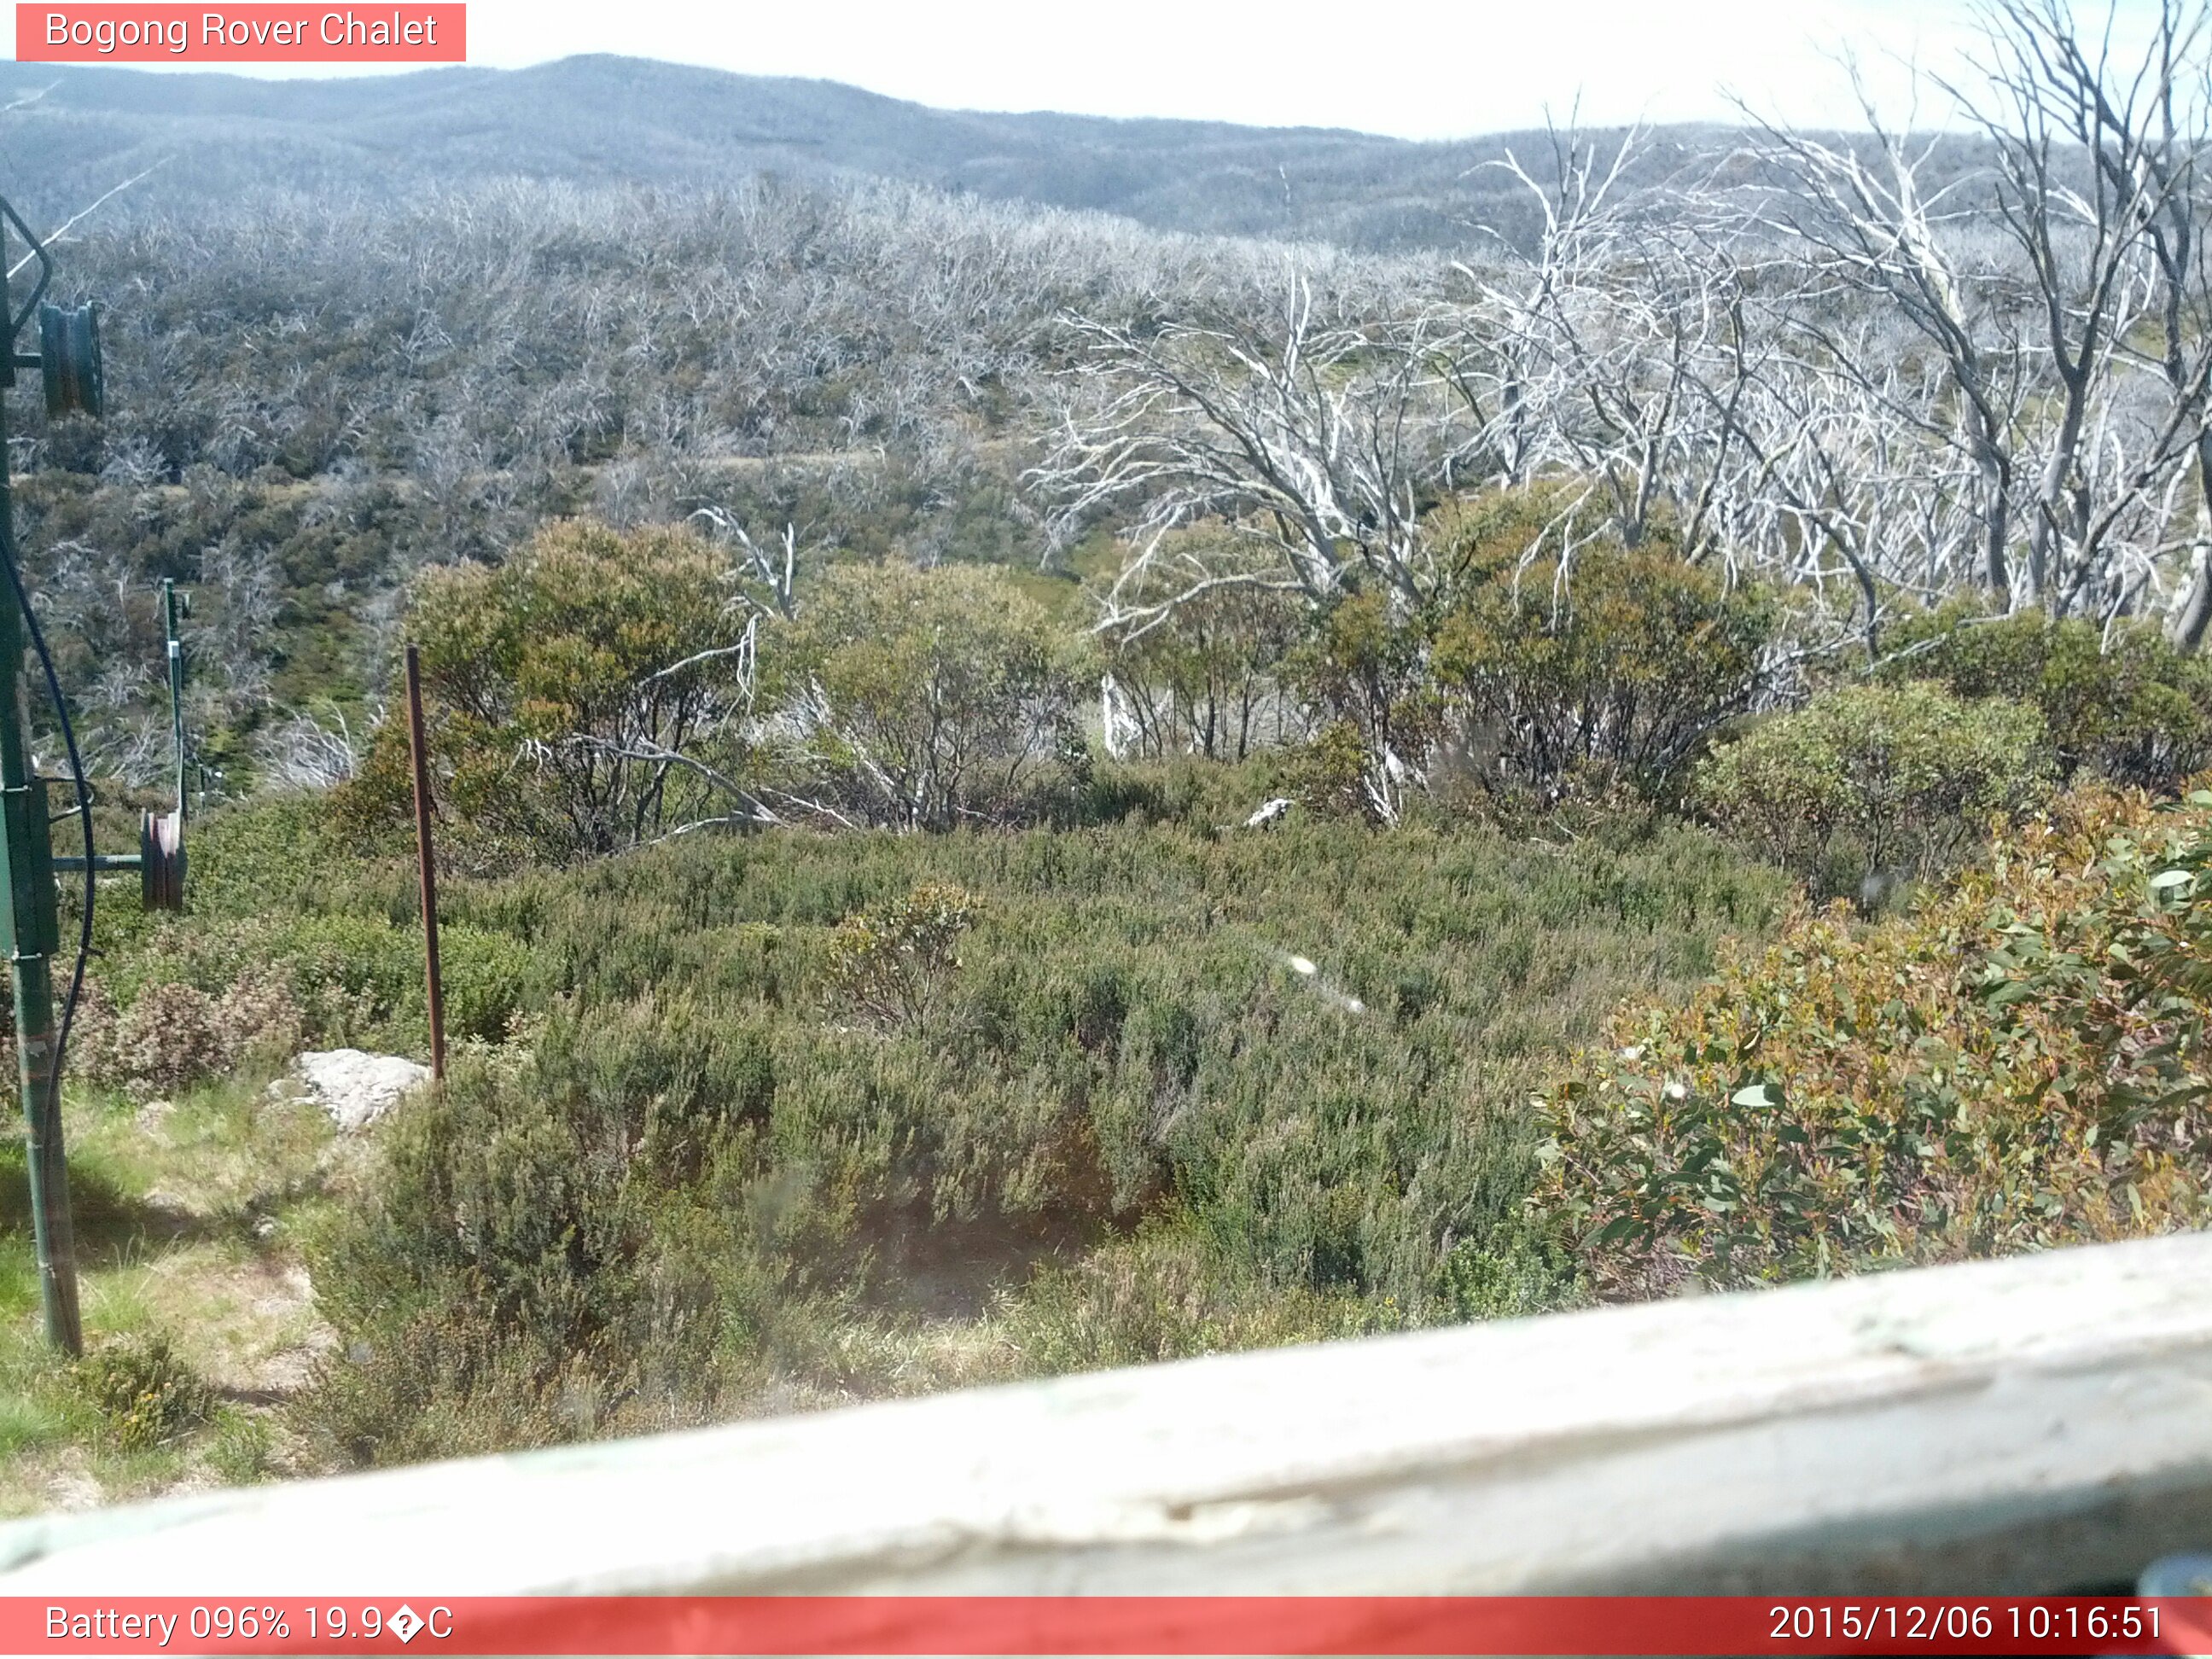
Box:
279 1049 432 1132
1243 797 1294 830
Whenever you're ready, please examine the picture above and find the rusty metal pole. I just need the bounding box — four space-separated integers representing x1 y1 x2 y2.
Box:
403 645 445 1083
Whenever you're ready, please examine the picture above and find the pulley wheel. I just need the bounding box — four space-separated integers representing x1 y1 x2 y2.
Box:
39 302 103 420
139 809 184 911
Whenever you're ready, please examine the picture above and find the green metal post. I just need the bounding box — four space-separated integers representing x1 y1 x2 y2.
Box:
0 388 82 1355
162 579 185 820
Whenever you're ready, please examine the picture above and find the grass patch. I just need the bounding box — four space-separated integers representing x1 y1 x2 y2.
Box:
0 1071 335 1516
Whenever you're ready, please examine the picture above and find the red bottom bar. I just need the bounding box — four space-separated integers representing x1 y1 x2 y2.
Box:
3 1596 2208 1656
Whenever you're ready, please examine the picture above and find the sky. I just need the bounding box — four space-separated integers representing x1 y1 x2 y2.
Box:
11 0 2175 139
450 0 1985 137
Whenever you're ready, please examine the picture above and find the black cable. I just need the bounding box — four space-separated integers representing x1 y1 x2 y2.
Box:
0 201 93 1109
0 530 95 1097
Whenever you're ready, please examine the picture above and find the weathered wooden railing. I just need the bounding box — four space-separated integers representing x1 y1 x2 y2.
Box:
3 1231 2210 1595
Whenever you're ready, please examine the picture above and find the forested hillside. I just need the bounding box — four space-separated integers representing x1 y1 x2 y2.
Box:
0 55 1736 248
4 1 2212 1509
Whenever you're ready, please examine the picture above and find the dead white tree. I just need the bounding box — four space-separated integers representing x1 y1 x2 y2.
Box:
690 508 800 620
1032 270 1481 620
1455 125 1761 561
1029 266 1488 821
253 703 364 789
1739 75 2031 605
1708 302 1982 660
1946 0 2212 620
1963 0 2212 645
1446 122 1650 498
1736 2 2212 637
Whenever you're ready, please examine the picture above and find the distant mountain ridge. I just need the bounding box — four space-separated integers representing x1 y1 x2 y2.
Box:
0 54 1729 248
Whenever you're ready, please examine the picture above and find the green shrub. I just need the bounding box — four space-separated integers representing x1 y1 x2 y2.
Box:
1877 608 2212 792
824 882 981 1027
1285 590 1441 823
1534 786 2212 1301
104 913 374 1020
1063 755 1294 833
1429 506 1777 807
1427 1226 1582 1321
1695 682 2052 882
780 562 1094 829
180 793 351 918
1280 719 1377 821
89 900 525 1061
341 519 755 870
73 970 305 1098
76 1335 213 1451
435 924 537 1044
293 814 1789 1462
205 1409 276 1486
1000 1221 1379 1371
296 1007 778 1467
1101 528 1303 762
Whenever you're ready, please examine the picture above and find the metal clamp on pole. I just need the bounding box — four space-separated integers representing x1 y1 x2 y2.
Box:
52 579 189 910
38 302 102 420
140 809 185 912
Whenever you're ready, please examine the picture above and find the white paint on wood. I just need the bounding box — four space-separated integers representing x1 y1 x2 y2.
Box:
4 1232 2211 1594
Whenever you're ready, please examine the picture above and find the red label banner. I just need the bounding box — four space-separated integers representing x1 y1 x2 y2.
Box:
15 5 464 62
0 1596 2207 1656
